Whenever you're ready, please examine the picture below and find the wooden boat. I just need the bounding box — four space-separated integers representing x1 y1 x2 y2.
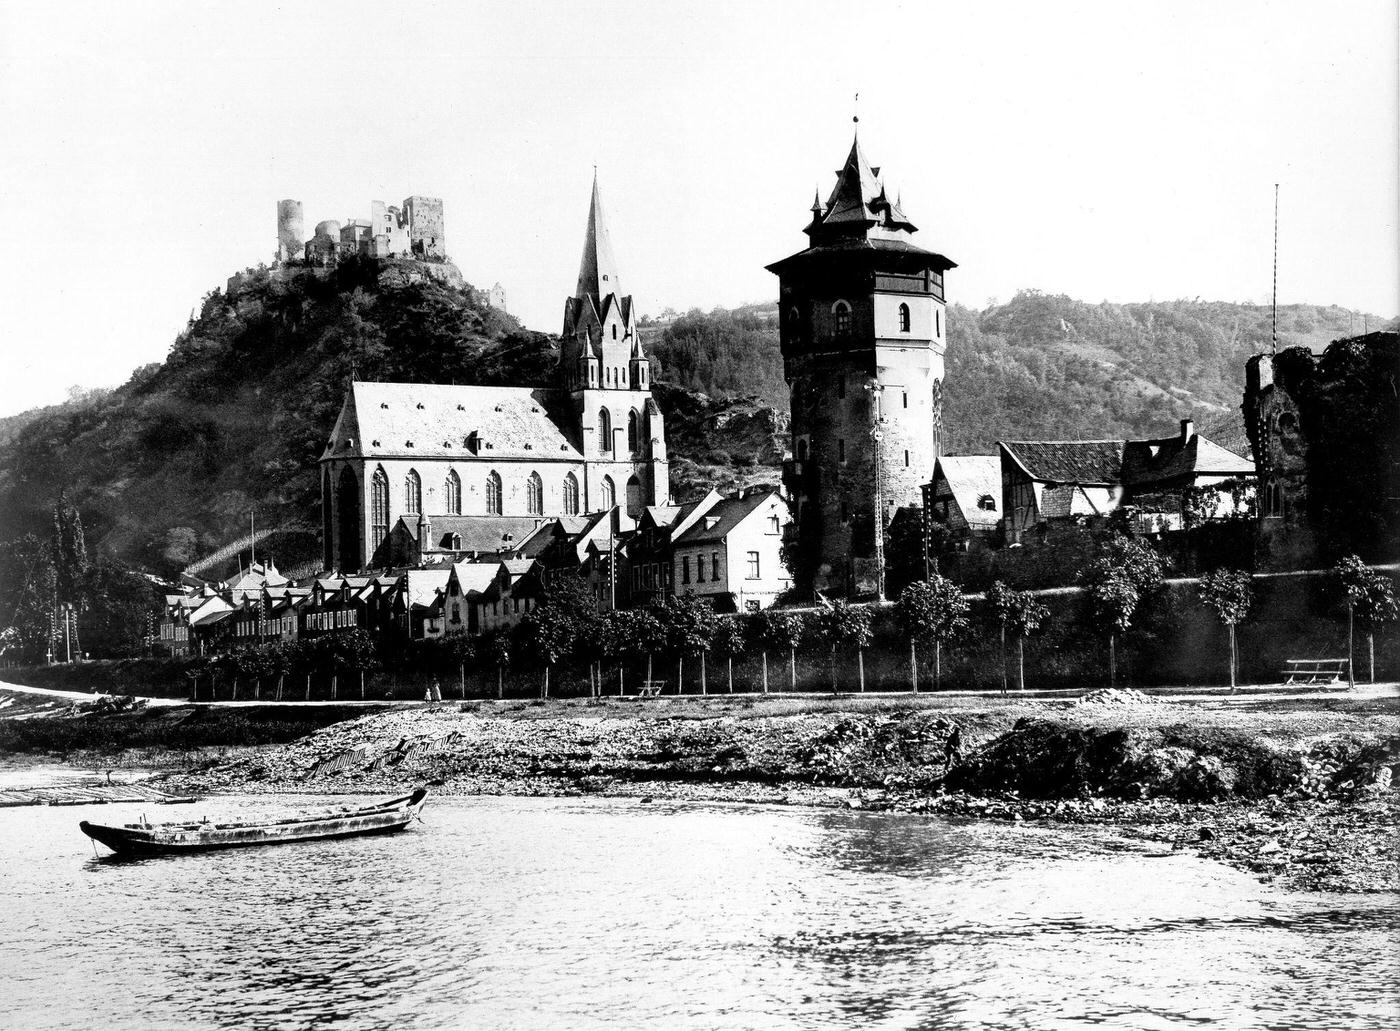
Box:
79 787 428 856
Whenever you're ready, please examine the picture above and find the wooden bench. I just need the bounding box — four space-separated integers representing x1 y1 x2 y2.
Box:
638 681 667 698
1283 659 1350 686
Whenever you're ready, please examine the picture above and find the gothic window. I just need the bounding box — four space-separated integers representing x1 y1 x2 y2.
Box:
404 469 422 513
1263 475 1283 518
486 471 502 515
626 475 643 518
599 408 613 453
627 410 639 453
833 300 852 336
443 469 462 515
600 475 616 510
370 467 390 550
527 472 544 515
563 472 580 515
898 303 911 333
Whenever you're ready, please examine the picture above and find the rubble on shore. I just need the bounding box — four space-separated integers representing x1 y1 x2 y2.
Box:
155 697 1400 894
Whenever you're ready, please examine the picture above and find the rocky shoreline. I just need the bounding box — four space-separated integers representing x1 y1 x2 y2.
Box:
147 692 1400 895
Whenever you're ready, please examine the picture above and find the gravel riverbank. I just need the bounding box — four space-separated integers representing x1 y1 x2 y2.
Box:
144 691 1400 894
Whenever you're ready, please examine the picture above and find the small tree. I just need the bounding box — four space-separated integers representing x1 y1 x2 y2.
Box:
1197 568 1254 691
1336 555 1398 684
815 601 874 692
480 629 512 698
659 595 720 694
1087 567 1138 688
895 575 969 691
988 581 1049 694
630 607 668 691
755 610 808 691
710 615 747 693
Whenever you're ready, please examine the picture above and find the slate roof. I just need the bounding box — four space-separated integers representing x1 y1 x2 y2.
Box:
1122 433 1255 487
575 172 622 306
423 516 552 553
673 490 780 546
933 456 1001 529
323 381 580 461
1000 441 1125 485
449 561 498 597
403 569 450 610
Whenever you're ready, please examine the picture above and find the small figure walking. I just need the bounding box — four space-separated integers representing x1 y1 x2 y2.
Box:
430 678 443 703
943 726 962 769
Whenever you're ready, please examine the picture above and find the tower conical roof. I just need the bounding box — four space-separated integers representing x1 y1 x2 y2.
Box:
806 132 917 240
575 172 621 303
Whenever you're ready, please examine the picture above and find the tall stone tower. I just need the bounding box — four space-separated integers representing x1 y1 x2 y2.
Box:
276 199 304 263
767 128 956 597
560 173 668 515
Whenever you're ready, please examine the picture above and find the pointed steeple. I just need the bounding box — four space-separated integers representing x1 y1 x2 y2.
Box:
575 171 621 304
805 132 917 242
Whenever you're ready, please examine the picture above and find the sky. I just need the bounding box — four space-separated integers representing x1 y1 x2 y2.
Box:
0 0 1395 417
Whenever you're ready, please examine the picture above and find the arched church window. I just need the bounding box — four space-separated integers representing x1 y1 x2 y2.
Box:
443 469 462 515
599 408 613 453
404 469 422 513
600 475 616 511
526 472 544 515
898 303 911 333
626 475 643 518
486 471 502 515
370 467 390 549
627 410 639 453
562 473 580 516
833 300 852 336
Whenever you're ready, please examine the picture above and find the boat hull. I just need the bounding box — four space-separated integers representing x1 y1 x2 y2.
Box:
79 788 428 856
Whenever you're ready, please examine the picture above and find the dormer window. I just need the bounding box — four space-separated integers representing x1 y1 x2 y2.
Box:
416 402 424 409
380 402 388 409
978 494 996 511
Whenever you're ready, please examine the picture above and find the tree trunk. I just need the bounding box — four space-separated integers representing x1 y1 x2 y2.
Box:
1347 604 1355 690
762 651 769 693
700 652 707 695
935 639 942 691
459 664 465 699
1000 624 1008 696
727 656 733 694
1108 634 1116 689
677 655 684 695
858 649 865 693
331 674 337 700
305 674 311 701
618 664 624 696
647 652 653 690
1368 632 1375 684
1017 636 1026 693
276 674 284 702
497 665 503 699
362 670 367 699
231 677 237 702
789 648 796 692
910 639 918 693
542 664 550 699
1228 624 1237 691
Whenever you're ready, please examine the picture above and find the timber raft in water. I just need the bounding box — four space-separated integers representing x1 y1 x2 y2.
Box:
79 787 428 855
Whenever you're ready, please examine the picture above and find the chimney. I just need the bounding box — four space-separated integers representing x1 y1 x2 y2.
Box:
1180 418 1195 443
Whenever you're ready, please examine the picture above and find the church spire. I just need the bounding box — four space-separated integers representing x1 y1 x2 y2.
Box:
575 171 621 304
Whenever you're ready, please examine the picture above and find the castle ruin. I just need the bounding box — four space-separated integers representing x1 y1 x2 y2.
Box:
275 196 446 266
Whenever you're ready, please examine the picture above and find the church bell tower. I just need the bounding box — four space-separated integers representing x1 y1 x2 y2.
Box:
767 126 956 597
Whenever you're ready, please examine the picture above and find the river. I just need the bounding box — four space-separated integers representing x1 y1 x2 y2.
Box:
2 794 1395 1030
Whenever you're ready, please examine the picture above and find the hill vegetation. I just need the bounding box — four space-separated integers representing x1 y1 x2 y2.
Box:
0 255 1390 580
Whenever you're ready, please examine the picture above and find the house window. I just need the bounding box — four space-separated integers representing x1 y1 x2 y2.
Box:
977 494 996 511
697 555 705 582
682 557 691 584
444 469 462 515
902 391 908 409
600 475 616 511
898 303 910 333
371 467 390 548
833 300 851 336
768 515 780 534
711 551 720 580
527 472 544 515
404 469 422 513
486 471 502 515
599 408 613 452
563 473 580 515
746 551 760 579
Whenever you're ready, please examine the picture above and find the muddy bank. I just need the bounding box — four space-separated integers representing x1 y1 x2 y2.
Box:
151 694 1400 893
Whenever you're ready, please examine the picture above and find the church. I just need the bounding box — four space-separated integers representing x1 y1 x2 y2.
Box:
319 176 670 572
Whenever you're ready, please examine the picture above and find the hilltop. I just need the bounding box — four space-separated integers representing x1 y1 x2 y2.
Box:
0 257 1390 577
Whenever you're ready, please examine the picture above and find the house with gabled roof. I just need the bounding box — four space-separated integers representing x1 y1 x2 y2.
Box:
319 174 669 572
923 456 1001 539
670 489 792 612
999 420 1255 543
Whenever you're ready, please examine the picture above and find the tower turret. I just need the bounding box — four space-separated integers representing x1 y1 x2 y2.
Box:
767 127 956 597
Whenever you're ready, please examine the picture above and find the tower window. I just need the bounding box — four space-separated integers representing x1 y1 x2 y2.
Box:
612 325 617 340
904 450 910 467
903 391 908 409
898 303 911 333
832 300 851 336
599 408 613 453
936 309 941 336
627 410 639 453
